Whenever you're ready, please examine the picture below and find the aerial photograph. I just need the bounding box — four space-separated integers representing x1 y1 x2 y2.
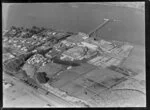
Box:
2 2 145 107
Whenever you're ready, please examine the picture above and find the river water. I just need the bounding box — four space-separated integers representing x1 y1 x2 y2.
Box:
3 3 145 45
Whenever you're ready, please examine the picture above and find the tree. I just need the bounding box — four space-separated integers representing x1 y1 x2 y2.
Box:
16 69 28 80
52 58 80 66
3 53 33 73
4 59 21 73
36 72 49 84
3 47 13 54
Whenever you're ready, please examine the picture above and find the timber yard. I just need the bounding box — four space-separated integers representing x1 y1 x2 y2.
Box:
2 3 145 106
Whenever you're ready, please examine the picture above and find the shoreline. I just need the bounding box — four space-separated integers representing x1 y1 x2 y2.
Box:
69 2 145 12
97 2 144 12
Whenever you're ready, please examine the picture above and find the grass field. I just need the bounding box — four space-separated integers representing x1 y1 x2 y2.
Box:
37 62 63 77
121 44 145 80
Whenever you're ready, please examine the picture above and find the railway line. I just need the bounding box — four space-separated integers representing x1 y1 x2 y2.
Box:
4 72 86 107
